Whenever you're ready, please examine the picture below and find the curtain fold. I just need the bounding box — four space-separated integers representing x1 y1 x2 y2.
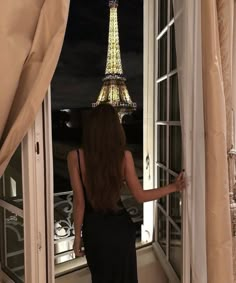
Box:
0 0 69 176
201 0 234 282
217 0 234 151
173 1 207 282
232 2 236 282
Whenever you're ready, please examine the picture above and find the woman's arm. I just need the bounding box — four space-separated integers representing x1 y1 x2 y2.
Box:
67 150 85 256
124 151 185 203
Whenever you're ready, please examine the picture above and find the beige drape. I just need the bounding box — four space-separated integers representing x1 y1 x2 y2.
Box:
232 2 236 282
201 0 234 282
0 0 69 176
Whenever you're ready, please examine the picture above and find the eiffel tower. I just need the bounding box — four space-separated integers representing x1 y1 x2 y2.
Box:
92 0 137 121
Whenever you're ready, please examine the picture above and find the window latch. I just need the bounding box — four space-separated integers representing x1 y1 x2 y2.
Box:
35 142 40 155
146 154 151 179
146 154 150 170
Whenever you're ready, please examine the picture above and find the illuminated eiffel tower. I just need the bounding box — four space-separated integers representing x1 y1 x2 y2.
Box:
92 0 136 121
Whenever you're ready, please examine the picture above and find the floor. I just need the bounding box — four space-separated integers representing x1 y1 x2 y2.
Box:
55 246 168 283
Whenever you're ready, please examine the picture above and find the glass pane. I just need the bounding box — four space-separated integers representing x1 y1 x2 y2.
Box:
0 208 24 282
169 223 182 278
0 146 23 209
169 191 181 227
157 80 167 121
157 167 167 211
158 0 168 33
170 0 174 20
169 174 182 228
169 74 180 121
158 33 167 78
157 208 167 254
157 125 167 166
169 126 182 172
170 24 177 72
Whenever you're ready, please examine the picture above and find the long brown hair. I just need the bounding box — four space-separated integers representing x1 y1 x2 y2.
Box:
82 104 126 212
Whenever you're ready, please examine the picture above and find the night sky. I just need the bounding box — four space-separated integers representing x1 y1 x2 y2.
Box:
51 0 143 110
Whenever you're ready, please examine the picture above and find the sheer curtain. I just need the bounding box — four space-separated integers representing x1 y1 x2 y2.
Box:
174 0 235 282
201 0 234 282
173 1 207 282
0 0 69 176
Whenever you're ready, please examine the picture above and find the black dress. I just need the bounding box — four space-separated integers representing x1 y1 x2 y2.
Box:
77 150 138 283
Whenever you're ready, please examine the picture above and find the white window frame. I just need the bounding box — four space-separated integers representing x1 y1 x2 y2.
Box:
142 0 155 245
22 107 47 283
0 107 47 283
43 88 55 283
143 0 190 282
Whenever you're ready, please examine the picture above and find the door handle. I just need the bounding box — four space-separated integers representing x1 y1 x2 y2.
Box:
146 154 150 170
146 154 151 179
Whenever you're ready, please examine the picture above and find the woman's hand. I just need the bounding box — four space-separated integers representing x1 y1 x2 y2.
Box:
173 171 186 192
73 236 85 257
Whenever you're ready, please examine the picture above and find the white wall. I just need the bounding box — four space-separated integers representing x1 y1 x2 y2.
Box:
55 246 168 283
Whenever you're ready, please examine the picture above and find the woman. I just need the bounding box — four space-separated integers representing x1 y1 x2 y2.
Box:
67 103 185 283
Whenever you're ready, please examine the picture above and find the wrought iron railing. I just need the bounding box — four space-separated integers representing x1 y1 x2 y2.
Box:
54 191 75 264
4 186 144 269
53 187 143 265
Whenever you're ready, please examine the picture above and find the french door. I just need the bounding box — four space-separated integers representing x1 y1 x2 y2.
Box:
143 0 190 282
0 106 48 283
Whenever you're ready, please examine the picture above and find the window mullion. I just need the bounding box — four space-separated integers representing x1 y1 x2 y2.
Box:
166 0 171 263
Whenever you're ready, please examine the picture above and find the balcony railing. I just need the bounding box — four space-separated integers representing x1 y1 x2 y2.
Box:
2 184 143 279
54 187 143 265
